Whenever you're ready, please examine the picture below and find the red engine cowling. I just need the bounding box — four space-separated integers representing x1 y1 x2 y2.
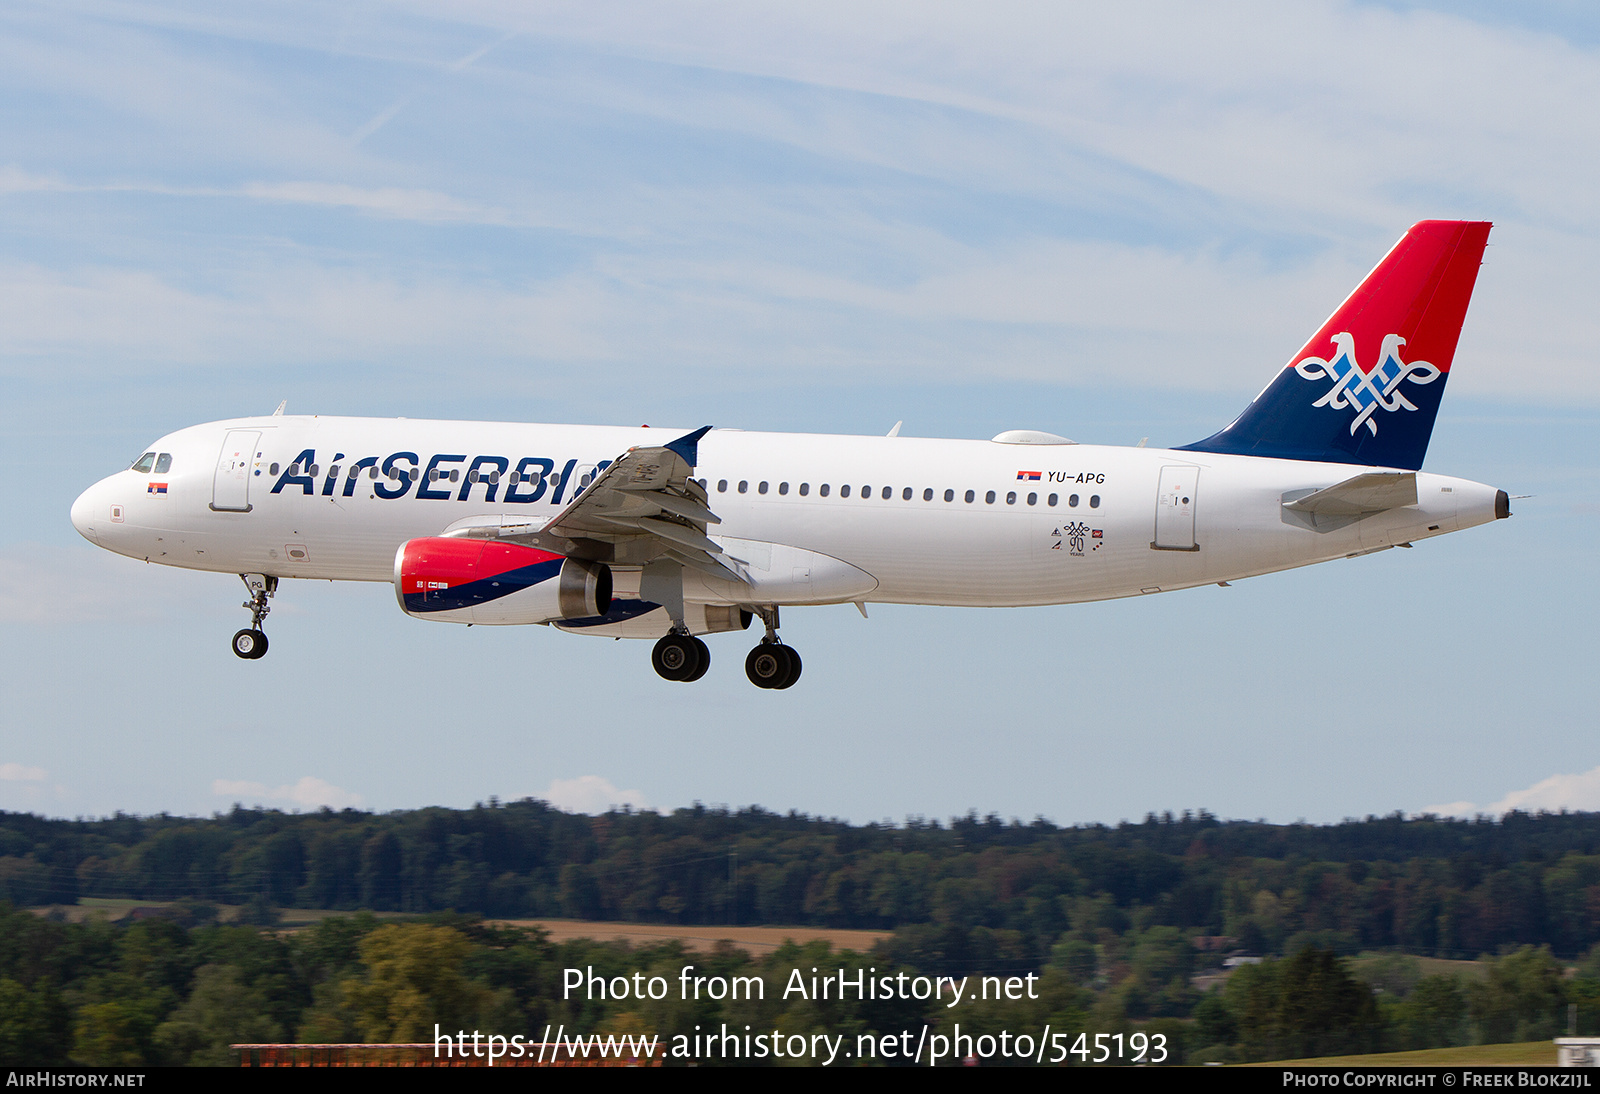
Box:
394 537 611 625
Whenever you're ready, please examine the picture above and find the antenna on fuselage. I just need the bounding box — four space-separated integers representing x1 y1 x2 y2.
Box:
272 400 287 416
886 421 902 437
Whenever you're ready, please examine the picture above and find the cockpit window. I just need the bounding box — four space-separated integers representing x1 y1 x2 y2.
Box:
153 453 172 474
131 453 156 473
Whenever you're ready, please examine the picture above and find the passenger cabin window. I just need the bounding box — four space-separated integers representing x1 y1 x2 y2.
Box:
718 480 728 493
738 480 749 494
882 486 892 500
841 485 851 498
778 482 788 495
132 453 156 473
820 484 830 497
944 489 954 502
799 483 809 496
1069 494 1080 507
153 453 172 474
1090 495 1101 508
759 481 768 494
1006 491 1016 505
964 489 975 503
985 490 996 504
1047 493 1058 506
1027 492 1037 505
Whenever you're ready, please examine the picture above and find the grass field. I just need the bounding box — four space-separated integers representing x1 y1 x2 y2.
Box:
492 917 890 954
31 899 420 929
30 901 890 953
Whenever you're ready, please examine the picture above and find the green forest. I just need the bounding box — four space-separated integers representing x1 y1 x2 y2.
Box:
4 801 1600 1065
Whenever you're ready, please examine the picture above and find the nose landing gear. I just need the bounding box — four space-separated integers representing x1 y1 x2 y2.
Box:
232 573 276 660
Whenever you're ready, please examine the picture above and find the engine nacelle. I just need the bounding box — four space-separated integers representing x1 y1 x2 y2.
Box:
394 537 611 625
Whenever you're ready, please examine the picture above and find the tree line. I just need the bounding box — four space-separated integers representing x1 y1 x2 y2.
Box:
10 802 1600 1063
8 802 1600 963
4 904 1597 1066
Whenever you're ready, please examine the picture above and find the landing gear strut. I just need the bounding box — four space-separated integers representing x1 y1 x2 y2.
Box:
745 607 801 690
652 632 709 682
232 573 276 660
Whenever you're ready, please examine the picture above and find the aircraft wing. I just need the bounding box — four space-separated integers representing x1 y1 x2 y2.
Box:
443 427 746 581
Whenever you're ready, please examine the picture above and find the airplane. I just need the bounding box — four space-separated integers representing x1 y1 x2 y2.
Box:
71 220 1508 689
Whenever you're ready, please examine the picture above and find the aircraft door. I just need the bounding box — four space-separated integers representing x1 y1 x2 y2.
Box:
212 430 261 512
1152 465 1200 551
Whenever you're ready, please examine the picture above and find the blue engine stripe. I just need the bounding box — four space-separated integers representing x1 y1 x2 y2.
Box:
403 558 563 613
556 598 662 628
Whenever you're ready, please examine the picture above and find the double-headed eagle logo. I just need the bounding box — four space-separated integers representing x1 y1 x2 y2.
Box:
1294 332 1441 437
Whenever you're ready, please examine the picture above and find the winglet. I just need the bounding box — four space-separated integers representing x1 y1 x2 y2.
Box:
665 426 713 468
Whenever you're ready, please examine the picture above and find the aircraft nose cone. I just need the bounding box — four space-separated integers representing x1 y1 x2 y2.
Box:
71 483 102 545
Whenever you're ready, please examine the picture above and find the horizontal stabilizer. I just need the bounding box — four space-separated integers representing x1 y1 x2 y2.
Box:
1283 472 1417 517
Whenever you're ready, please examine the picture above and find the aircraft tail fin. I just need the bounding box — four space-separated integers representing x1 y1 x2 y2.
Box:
1177 220 1491 470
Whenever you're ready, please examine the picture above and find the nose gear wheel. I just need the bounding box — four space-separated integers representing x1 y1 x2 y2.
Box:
232 629 268 659
232 574 277 659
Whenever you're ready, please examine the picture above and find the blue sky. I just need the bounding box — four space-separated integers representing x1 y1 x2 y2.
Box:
1 1 1595 825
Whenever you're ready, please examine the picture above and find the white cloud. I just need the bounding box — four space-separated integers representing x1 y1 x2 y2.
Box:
0 543 231 625
541 775 648 815
212 775 363 810
0 763 46 782
1424 765 1600 818
0 259 624 376
4 4 1600 400
238 181 504 223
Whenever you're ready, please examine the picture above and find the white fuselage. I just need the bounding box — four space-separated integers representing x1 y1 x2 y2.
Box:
70 415 1503 618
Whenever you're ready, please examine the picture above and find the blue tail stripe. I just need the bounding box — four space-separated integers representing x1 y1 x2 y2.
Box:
1177 369 1448 470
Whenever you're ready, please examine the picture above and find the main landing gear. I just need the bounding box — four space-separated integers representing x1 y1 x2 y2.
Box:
745 642 801 690
744 606 801 690
649 607 802 689
231 573 277 660
652 632 710 682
